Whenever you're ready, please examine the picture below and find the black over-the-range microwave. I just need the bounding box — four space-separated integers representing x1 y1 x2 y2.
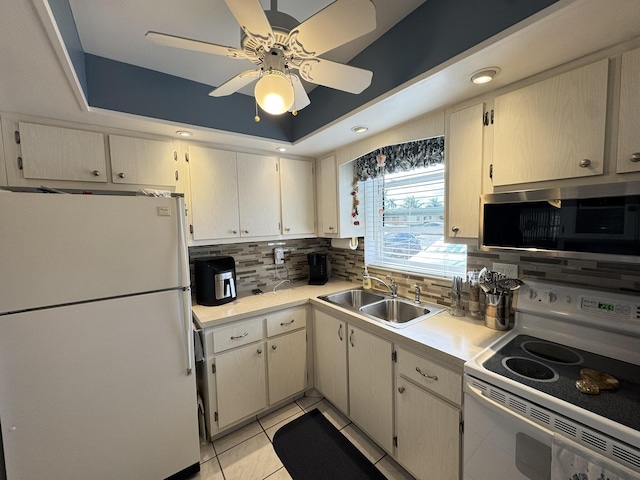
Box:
480 182 640 262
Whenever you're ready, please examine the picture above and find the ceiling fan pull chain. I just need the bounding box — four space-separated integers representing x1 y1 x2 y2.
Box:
254 100 260 123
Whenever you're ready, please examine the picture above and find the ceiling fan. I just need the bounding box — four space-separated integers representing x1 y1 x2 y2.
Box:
146 0 376 116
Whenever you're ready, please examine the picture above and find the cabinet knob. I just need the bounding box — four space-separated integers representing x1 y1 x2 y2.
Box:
91 170 101 177
451 226 459 234
271 345 277 350
118 172 126 178
257 348 262 355
398 386 405 394
284 227 291 232
243 230 249 234
630 153 640 163
232 230 238 235
329 226 334 231
579 159 591 168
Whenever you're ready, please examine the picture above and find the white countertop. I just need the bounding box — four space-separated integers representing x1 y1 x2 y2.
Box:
192 279 505 370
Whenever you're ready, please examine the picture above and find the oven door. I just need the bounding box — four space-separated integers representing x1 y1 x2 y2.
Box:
463 377 553 480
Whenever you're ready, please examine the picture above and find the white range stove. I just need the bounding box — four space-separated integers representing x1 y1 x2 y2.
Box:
463 280 640 480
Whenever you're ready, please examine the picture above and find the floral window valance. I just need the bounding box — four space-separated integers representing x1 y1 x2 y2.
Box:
354 136 445 181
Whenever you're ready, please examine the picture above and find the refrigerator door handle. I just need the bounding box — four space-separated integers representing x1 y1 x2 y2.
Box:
177 197 194 375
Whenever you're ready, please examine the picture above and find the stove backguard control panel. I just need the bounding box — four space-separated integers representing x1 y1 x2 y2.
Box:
517 281 640 334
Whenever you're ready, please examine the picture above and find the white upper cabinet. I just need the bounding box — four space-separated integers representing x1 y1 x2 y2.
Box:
317 155 338 235
18 122 107 183
108 135 176 187
446 103 484 240
492 59 608 186
280 158 315 235
617 47 640 174
189 146 240 241
237 152 281 237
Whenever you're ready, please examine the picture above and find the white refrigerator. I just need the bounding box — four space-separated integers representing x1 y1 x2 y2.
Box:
0 192 200 480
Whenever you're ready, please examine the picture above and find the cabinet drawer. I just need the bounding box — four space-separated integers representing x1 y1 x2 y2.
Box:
266 306 306 337
212 318 264 353
396 347 462 405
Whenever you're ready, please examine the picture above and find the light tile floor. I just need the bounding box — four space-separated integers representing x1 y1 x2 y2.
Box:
189 389 415 480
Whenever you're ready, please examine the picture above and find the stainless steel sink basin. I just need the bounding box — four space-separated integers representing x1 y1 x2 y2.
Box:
359 298 445 328
319 289 385 309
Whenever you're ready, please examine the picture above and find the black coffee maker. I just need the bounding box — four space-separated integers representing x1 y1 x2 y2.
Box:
308 253 331 285
194 256 237 306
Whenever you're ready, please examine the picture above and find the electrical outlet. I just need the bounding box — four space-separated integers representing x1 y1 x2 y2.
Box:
492 262 518 278
274 247 285 265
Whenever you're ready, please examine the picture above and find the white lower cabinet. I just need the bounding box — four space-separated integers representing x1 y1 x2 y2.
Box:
267 328 307 405
202 307 308 437
313 309 348 414
395 347 462 480
214 342 267 429
348 325 393 452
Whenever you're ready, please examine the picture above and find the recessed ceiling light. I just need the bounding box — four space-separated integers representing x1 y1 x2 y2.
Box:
471 68 501 84
276 147 288 152
352 126 368 133
176 130 192 137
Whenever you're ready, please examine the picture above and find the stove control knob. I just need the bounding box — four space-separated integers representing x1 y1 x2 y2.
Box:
528 289 538 300
547 291 558 303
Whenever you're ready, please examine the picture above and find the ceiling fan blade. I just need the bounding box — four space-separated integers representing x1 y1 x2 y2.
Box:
289 75 311 112
145 31 249 60
208 70 260 97
224 0 275 51
287 0 376 58
297 59 372 94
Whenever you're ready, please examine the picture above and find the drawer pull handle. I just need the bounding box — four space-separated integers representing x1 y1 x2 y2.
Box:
350 329 355 347
630 153 640 162
280 319 295 326
338 324 343 341
231 332 249 340
398 386 405 394
416 367 438 381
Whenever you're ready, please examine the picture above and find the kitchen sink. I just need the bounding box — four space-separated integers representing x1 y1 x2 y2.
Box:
359 298 445 328
318 289 385 309
318 289 445 328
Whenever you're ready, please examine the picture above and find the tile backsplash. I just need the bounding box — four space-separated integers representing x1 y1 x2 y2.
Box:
190 238 640 304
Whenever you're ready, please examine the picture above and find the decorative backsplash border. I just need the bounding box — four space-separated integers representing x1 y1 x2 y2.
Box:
189 238 640 305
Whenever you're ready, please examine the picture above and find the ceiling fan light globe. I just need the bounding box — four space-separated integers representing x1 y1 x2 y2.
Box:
255 71 294 115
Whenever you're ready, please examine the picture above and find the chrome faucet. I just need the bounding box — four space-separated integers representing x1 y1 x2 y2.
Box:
363 274 398 298
413 284 421 304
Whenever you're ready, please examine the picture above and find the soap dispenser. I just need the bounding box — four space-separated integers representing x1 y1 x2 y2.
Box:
363 266 372 290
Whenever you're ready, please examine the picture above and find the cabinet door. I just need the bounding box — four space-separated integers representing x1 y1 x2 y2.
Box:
313 309 348 414
317 155 338 235
280 158 316 235
214 342 266 429
396 378 460 480
237 153 281 237
348 325 393 452
189 146 240 240
267 329 307 405
617 47 640 173
18 122 107 183
493 59 608 186
108 135 176 186
447 103 484 240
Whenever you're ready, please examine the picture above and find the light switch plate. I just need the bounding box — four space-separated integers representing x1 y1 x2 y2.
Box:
493 262 518 278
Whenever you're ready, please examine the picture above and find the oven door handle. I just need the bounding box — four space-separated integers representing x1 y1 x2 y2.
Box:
467 383 554 436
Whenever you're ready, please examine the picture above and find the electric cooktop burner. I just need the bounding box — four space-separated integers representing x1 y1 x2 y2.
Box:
483 334 640 432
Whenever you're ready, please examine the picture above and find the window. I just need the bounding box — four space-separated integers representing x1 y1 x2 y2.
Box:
362 152 467 279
